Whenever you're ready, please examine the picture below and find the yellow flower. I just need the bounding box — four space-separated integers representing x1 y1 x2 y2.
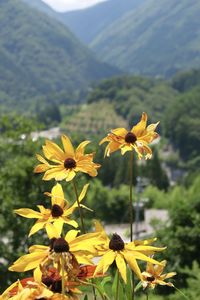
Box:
142 260 176 289
14 183 90 237
93 223 165 283
34 135 100 181
100 112 159 159
9 229 101 282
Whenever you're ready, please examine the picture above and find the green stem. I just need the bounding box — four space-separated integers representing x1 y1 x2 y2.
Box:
174 286 191 300
145 290 149 300
78 279 107 300
115 270 120 300
129 151 133 242
61 254 65 298
129 151 135 300
72 179 85 233
92 279 97 300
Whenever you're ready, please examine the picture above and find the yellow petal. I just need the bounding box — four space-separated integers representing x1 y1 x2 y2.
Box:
78 183 89 202
75 140 90 158
147 121 159 132
65 170 76 182
116 253 127 283
95 250 116 275
61 135 75 157
161 272 176 279
45 140 65 161
121 145 133 155
75 253 93 265
65 230 79 243
9 252 47 272
29 245 48 253
99 136 109 145
112 128 127 137
131 112 147 137
123 252 142 280
46 223 60 239
34 266 42 282
29 220 47 236
51 183 65 207
14 208 41 219
42 166 66 181
62 218 78 228
126 245 166 252
34 164 50 173
53 219 64 236
36 154 49 165
133 251 165 266
154 260 167 275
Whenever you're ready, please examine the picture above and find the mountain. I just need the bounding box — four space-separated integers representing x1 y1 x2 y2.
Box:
59 0 146 44
23 0 146 44
91 0 200 77
0 0 118 110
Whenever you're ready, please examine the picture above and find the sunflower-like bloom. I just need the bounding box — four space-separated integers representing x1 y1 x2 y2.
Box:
93 223 165 283
34 135 100 181
141 261 176 289
14 183 90 237
9 229 101 282
100 112 159 159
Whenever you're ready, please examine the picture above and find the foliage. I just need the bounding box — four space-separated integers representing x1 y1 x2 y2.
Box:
155 174 200 280
85 179 131 223
0 115 51 290
164 86 200 162
87 76 178 130
171 69 200 93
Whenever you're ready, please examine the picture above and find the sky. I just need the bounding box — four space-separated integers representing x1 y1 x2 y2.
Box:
42 0 109 12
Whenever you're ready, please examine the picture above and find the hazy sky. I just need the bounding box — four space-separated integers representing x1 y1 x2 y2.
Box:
42 0 109 12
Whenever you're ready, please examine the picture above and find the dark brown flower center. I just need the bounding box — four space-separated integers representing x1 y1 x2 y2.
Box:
109 233 125 251
42 276 54 287
51 280 62 293
125 132 137 144
147 275 155 282
64 158 76 169
53 237 70 253
51 204 63 217
50 238 57 251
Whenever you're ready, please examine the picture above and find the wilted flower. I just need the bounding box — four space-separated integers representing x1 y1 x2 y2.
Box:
34 135 100 181
142 260 176 289
100 112 159 159
9 229 101 282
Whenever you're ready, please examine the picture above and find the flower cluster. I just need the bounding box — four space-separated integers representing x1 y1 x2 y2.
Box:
1 113 176 299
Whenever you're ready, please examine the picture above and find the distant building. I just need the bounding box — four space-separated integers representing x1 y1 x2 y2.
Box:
31 127 61 141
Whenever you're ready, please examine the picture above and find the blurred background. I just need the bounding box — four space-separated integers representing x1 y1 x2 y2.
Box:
0 0 200 299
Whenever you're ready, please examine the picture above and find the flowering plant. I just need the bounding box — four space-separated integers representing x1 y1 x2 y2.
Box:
1 113 177 300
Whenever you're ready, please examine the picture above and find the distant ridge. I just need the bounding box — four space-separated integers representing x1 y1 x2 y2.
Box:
0 0 119 108
91 0 200 77
23 0 146 43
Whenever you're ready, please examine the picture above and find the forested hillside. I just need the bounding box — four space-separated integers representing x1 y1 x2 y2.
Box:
23 0 146 44
0 0 117 111
91 0 200 77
